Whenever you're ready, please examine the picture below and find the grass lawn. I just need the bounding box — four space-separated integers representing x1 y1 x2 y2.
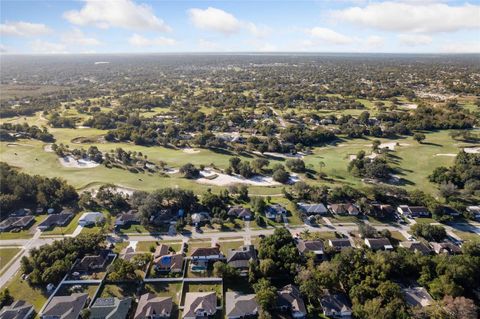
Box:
390 231 407 244
187 240 213 256
301 231 339 241
144 282 182 302
135 240 182 253
99 284 138 299
218 240 244 255
0 248 22 271
180 282 223 306
452 230 479 242
40 213 82 236
6 273 48 312
415 217 437 224
0 215 46 240
329 215 361 224
56 283 99 298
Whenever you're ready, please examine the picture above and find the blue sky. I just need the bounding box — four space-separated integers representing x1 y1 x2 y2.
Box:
1 0 479 54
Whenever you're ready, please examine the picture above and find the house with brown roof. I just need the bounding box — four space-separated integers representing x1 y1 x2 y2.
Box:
190 247 223 261
183 292 217 319
369 204 395 218
41 293 88 319
226 292 258 319
226 245 257 276
276 285 307 319
296 240 324 261
364 238 393 251
430 242 462 255
134 293 172 319
399 241 432 255
328 204 360 216
153 244 184 273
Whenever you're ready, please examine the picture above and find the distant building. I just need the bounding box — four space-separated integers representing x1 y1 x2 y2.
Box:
397 205 430 218
0 216 35 232
226 292 258 319
276 284 307 319
78 212 104 227
430 242 461 255
41 293 88 319
183 292 217 319
0 300 34 319
265 204 287 220
227 245 257 275
227 206 253 220
364 238 393 251
328 239 352 252
297 203 328 215
369 204 394 218
37 213 73 231
320 290 352 319
402 286 434 308
399 241 432 255
134 293 172 319
328 204 360 216
296 240 324 261
90 297 132 319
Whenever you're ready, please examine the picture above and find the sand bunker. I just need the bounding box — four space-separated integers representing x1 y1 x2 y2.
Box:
196 169 281 186
464 147 480 154
365 142 409 151
400 103 418 110
349 153 378 161
76 125 91 129
164 168 179 174
6 143 33 147
253 151 304 159
434 153 457 157
59 155 100 168
182 148 200 154
44 144 54 152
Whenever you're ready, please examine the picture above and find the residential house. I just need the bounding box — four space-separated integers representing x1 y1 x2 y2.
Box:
191 212 210 225
90 297 132 319
227 206 253 220
297 203 328 215
37 213 73 231
11 208 31 217
78 212 105 227
364 238 393 251
265 204 287 220
297 240 324 261
226 292 258 319
466 205 480 221
430 242 462 255
276 285 307 319
190 247 223 272
327 239 352 252
227 245 257 276
134 294 172 319
115 212 140 227
73 251 109 273
397 205 430 218
402 287 434 308
399 241 432 255
369 204 395 218
328 204 360 216
0 300 34 319
0 216 35 232
41 293 88 319
183 292 217 319
153 244 184 273
320 290 352 319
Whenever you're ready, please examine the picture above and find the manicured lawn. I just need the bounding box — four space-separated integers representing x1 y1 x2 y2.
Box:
0 248 22 271
180 282 223 307
6 273 48 312
301 231 338 241
452 230 479 242
415 217 437 224
99 284 138 299
56 283 99 298
390 231 407 244
136 240 182 253
187 240 213 256
218 240 244 255
144 282 182 302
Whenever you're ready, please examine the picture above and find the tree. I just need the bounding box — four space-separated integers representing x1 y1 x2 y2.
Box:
442 296 478 319
411 223 447 242
413 133 426 143
286 159 306 173
179 163 200 179
253 278 277 312
358 223 377 238
272 168 290 184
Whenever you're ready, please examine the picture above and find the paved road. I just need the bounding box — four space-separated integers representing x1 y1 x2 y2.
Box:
0 219 478 288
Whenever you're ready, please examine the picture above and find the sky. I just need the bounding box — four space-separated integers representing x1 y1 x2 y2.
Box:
0 0 479 54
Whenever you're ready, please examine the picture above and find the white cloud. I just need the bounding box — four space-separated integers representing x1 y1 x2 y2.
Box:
198 38 222 50
440 41 480 53
306 27 353 45
128 34 176 47
188 7 242 34
0 21 51 37
30 40 67 54
245 22 272 38
64 0 171 32
398 34 432 46
62 28 101 46
365 35 385 48
331 2 480 33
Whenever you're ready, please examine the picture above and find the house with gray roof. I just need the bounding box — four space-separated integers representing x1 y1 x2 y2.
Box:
41 293 88 319
0 216 35 232
0 300 34 319
297 203 328 215
402 286 434 308
227 206 253 220
183 292 217 319
327 239 352 252
276 285 307 319
399 241 432 255
78 212 105 227
320 290 352 319
227 245 257 275
296 240 324 261
90 297 132 319
38 213 73 231
134 293 172 319
364 238 393 251
226 292 258 319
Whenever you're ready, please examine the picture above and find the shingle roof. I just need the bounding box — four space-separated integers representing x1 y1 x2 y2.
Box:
400 241 432 255
134 294 172 319
277 285 306 315
297 240 324 254
183 292 217 318
402 287 434 308
298 203 328 214
42 293 88 319
226 292 258 318
38 213 73 228
0 300 34 319
90 297 132 319
320 290 352 314
190 247 221 257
